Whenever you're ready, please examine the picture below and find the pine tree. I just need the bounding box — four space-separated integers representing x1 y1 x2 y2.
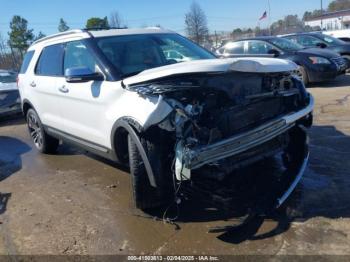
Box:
58 18 70 32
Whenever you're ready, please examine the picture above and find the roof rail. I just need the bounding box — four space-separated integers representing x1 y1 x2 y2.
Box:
82 26 128 31
32 29 85 45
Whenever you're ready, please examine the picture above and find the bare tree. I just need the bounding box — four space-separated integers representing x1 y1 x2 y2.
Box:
0 33 19 70
185 1 209 45
109 11 126 28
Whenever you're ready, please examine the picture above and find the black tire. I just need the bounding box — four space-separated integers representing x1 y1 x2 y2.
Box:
342 55 350 73
127 133 172 210
26 109 59 154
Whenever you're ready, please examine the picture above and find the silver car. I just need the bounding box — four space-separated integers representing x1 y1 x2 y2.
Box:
0 70 21 117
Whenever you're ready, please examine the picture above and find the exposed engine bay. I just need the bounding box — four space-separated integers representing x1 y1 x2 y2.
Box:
126 71 312 185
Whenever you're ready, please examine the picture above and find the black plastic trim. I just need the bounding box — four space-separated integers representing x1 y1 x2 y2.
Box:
44 125 118 162
111 118 157 187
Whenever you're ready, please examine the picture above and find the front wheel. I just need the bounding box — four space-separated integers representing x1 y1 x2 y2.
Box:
127 133 172 210
26 109 59 154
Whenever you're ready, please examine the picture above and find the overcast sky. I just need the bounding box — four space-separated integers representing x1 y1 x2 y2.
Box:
0 0 332 37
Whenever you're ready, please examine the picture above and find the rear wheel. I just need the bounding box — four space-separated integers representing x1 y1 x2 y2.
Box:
127 132 172 210
26 109 59 154
342 55 350 72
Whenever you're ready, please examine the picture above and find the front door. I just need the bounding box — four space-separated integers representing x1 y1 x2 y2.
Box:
56 40 117 148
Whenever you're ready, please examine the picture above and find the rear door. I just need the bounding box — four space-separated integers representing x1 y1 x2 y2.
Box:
29 44 65 129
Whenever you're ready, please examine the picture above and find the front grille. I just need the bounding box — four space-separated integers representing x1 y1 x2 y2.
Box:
215 96 299 138
331 56 348 71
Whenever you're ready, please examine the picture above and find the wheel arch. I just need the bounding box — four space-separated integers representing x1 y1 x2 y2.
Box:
22 99 35 117
111 117 157 187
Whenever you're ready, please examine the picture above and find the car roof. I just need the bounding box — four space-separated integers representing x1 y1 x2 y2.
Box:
233 36 278 42
280 32 322 37
30 27 174 48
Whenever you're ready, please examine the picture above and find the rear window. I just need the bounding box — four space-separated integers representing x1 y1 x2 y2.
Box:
19 51 35 74
35 44 64 76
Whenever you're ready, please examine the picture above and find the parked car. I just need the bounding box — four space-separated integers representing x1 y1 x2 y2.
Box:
322 29 350 42
216 36 348 84
0 70 21 118
18 28 313 211
281 32 350 62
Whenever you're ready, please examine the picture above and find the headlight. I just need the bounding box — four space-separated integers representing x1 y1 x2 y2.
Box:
309 56 331 64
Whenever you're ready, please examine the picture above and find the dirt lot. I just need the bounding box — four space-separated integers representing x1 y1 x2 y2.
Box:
0 75 350 256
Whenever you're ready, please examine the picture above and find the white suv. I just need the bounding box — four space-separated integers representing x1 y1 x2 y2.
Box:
18 28 314 210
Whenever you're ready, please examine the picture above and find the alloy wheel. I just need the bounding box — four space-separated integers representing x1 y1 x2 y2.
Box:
28 112 43 149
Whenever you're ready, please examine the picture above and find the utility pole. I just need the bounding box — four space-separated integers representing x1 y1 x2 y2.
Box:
321 0 324 30
268 0 271 35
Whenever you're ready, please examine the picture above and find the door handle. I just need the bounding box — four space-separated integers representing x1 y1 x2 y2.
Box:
30 81 36 87
58 85 69 93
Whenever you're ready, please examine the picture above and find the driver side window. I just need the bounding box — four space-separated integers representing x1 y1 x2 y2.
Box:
247 41 274 54
64 41 99 73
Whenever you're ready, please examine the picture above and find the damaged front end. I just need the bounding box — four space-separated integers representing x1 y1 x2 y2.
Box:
125 67 313 210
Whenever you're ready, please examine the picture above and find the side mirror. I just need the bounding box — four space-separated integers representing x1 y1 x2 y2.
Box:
268 49 280 57
65 67 104 83
316 42 327 48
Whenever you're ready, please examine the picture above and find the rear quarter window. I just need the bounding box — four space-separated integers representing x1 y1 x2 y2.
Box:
19 50 35 74
35 44 64 76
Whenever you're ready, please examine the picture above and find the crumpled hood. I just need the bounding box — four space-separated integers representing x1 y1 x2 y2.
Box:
123 57 298 86
297 47 341 58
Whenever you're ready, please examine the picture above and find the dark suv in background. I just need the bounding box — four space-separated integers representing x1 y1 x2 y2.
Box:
282 32 350 62
216 36 348 85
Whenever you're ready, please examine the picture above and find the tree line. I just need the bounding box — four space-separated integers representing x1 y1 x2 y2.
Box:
0 11 127 70
231 0 350 40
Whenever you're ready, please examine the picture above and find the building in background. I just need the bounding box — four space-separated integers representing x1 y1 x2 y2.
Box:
305 9 350 30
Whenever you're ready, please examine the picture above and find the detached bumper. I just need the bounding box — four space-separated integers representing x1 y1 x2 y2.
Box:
183 96 314 170
276 152 309 208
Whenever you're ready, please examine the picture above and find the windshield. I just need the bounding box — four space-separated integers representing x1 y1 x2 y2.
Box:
0 72 17 83
269 38 303 51
316 34 346 45
96 33 215 77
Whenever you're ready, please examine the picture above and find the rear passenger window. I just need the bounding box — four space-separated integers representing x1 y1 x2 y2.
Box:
35 44 64 76
224 42 245 55
247 41 274 54
20 51 35 74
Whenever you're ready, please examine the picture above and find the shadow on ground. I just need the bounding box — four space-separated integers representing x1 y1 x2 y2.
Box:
0 135 30 216
309 74 350 88
0 114 24 127
0 136 31 181
144 125 350 244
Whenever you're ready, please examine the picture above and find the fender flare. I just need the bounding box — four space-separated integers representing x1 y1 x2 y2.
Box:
111 117 157 187
22 99 35 115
